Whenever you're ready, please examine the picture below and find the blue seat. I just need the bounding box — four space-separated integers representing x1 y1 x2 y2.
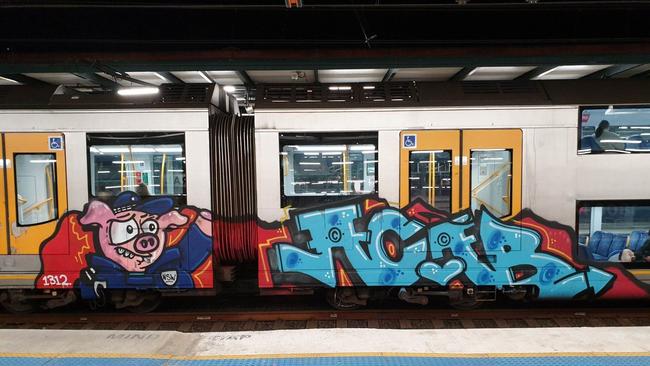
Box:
630 230 649 255
609 234 627 259
589 231 620 261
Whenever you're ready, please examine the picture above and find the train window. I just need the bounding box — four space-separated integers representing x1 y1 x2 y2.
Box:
408 150 452 212
280 132 378 207
579 106 650 154
14 154 59 226
469 149 512 218
87 133 186 205
577 201 650 266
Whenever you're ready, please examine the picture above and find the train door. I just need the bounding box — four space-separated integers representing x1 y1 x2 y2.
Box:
399 130 460 212
3 133 67 255
400 129 522 217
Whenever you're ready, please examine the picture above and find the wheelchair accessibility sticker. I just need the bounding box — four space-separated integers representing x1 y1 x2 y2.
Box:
48 136 63 150
403 134 417 148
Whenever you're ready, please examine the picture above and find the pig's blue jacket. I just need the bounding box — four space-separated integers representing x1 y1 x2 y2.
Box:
79 223 211 300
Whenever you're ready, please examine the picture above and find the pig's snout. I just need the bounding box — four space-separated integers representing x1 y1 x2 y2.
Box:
134 234 159 254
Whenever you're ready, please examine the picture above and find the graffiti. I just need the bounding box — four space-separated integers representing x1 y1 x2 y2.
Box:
31 190 650 302
36 191 214 299
259 196 649 299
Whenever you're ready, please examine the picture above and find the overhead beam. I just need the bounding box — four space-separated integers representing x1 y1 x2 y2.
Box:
514 66 557 80
5 43 650 74
582 64 642 79
449 67 475 81
235 70 255 87
0 73 51 86
381 68 398 82
157 71 184 83
73 73 121 89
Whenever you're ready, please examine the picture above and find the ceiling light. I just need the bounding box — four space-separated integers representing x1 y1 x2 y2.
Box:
198 71 212 83
117 87 159 96
223 85 236 93
153 72 167 81
0 76 19 84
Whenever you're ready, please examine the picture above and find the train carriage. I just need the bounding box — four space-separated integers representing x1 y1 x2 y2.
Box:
0 79 649 312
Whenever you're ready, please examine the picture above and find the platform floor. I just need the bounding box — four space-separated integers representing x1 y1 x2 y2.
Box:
1 327 649 365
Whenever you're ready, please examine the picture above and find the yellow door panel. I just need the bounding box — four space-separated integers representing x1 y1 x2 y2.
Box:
4 133 67 254
399 130 461 213
461 129 522 219
0 136 7 255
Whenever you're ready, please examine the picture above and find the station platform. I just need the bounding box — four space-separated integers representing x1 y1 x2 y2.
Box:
0 326 649 366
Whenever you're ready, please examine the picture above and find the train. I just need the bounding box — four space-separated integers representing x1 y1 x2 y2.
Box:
0 79 649 313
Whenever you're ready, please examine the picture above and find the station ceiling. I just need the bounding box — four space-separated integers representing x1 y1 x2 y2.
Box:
2 1 650 109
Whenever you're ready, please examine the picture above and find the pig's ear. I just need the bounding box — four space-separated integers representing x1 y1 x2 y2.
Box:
80 200 114 227
158 210 189 230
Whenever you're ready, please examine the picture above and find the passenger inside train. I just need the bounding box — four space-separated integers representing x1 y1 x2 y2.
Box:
577 203 650 264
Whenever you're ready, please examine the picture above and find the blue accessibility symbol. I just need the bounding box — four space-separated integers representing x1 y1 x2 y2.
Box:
403 134 417 148
48 136 63 150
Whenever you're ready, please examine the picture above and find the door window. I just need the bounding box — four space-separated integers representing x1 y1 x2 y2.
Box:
469 149 512 217
408 150 452 212
14 153 58 226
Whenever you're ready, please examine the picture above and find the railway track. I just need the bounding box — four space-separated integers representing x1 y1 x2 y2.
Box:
1 307 649 332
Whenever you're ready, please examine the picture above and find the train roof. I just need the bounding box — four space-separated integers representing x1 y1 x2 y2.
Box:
256 79 650 109
0 83 238 114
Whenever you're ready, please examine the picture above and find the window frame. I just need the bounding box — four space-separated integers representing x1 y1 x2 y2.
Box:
13 152 60 227
279 131 379 208
578 105 650 155
576 199 650 268
86 132 187 205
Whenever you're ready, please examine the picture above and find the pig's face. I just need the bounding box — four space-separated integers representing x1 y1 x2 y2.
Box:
80 200 188 272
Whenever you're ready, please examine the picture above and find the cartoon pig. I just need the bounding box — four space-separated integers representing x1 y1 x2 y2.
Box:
80 197 188 272
77 191 213 299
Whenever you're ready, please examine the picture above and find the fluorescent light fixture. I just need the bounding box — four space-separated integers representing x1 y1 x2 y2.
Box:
223 85 236 93
411 150 443 154
117 86 159 96
198 71 212 83
97 170 111 174
112 160 144 164
95 147 129 153
329 86 352 91
29 159 56 164
299 162 321 165
363 85 375 90
155 147 183 153
332 161 353 165
167 169 184 172
601 140 641 144
175 157 186 161
105 185 139 189
296 145 346 151
349 145 376 151
131 147 155 153
0 76 19 84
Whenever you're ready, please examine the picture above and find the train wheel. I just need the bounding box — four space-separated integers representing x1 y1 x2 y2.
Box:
126 292 162 313
325 288 363 310
0 291 37 314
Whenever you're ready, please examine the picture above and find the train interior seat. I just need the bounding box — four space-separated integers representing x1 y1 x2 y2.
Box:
586 231 626 261
629 230 649 255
